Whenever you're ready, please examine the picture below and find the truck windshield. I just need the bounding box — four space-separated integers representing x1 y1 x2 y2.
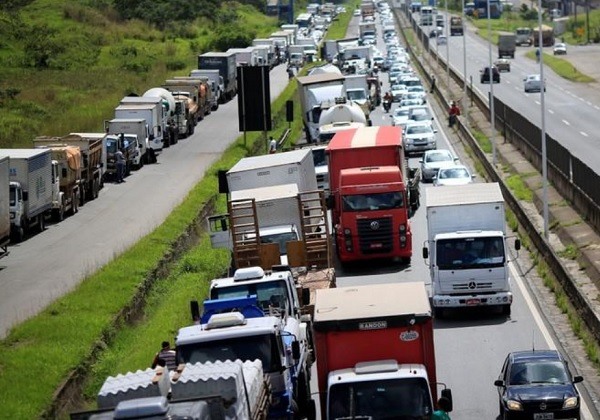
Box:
328 377 432 420
106 139 117 154
210 280 290 314
312 148 327 167
436 236 505 269
177 333 281 373
9 186 16 206
342 192 404 211
347 90 367 101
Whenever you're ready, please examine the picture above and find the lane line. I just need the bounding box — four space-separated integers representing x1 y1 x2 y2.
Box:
563 119 571 126
581 132 589 137
548 109 554 114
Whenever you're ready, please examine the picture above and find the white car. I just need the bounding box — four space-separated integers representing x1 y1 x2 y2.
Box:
403 122 438 155
353 9 361 16
391 106 411 127
407 85 427 103
523 74 546 93
391 83 409 102
553 42 567 55
433 165 475 186
436 35 448 45
420 149 459 181
407 105 433 126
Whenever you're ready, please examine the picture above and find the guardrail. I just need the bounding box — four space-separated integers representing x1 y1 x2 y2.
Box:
395 6 600 348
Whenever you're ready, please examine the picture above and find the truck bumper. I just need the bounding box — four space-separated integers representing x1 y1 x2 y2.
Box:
432 291 512 308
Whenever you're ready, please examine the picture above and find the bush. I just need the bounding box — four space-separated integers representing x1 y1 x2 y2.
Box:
166 60 187 71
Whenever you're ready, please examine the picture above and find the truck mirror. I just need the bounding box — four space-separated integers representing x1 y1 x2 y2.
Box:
190 300 201 324
514 239 521 251
326 195 334 210
291 341 300 360
22 190 29 201
220 218 228 231
441 388 453 412
422 247 429 259
62 168 67 178
301 288 310 306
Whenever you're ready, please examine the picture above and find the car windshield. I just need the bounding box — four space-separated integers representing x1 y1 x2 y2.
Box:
426 152 452 162
328 377 433 420
394 109 409 117
509 361 570 385
438 167 469 179
342 192 404 211
410 110 430 121
436 237 505 269
210 279 290 314
407 125 431 134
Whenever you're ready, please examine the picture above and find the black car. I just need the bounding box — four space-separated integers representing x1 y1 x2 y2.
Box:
480 66 500 83
494 350 583 420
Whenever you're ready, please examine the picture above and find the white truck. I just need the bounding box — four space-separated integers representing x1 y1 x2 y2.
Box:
289 45 306 67
189 69 223 107
1 149 54 242
345 74 373 122
297 73 346 143
144 87 187 140
422 183 520 318
71 360 270 420
104 118 151 165
317 98 367 143
113 103 163 161
228 46 260 66
0 156 10 258
252 39 277 66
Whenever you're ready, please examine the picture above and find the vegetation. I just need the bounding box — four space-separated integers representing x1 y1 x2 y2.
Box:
524 51 595 82
0 0 279 148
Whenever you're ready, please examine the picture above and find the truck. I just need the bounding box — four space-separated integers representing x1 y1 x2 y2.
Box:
345 74 373 122
198 51 237 101
118 97 171 149
228 46 260 67
113 103 163 161
297 73 346 143
71 360 270 420
326 126 416 264
190 69 224 107
163 78 211 124
144 87 187 141
317 97 367 143
515 27 532 46
358 22 376 39
0 156 10 258
37 133 105 204
449 16 463 35
498 32 516 58
360 1 375 18
289 45 306 68
171 76 215 116
104 118 150 167
422 183 520 318
1 149 54 242
177 296 315 419
533 24 554 47
313 282 453 419
252 39 278 67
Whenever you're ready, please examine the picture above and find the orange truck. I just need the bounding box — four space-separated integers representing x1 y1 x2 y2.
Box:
313 282 453 419
326 126 415 264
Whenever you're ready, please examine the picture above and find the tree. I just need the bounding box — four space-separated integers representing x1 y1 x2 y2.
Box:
21 23 64 68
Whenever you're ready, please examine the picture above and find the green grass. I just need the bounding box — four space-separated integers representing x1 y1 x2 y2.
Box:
505 174 534 201
325 0 361 40
523 51 595 82
558 244 579 260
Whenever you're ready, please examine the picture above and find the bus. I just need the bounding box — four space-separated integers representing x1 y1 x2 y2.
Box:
473 0 502 18
296 12 313 28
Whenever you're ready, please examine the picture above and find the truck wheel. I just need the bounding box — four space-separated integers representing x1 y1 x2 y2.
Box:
53 205 64 222
93 179 100 199
79 188 86 207
137 156 144 169
38 214 45 232
11 223 25 243
501 304 511 316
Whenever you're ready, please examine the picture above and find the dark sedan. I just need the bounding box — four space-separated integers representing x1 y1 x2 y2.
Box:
494 350 583 420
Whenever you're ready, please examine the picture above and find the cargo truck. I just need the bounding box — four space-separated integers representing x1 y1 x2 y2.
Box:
197 52 237 101
71 360 270 420
498 32 516 58
172 76 215 116
450 16 463 35
313 283 453 419
189 69 223 107
1 149 54 242
163 78 211 123
143 87 180 146
515 27 532 46
32 141 83 221
533 24 554 47
422 183 520 318
228 46 260 66
38 133 105 204
326 126 415 264
104 119 149 166
0 156 9 258
177 296 315 419
317 98 367 143
113 103 163 160
297 73 346 143
345 74 373 122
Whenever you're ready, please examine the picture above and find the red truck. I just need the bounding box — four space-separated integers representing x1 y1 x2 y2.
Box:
313 282 452 419
326 126 413 264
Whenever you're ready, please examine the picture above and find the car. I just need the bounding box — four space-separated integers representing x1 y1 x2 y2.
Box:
420 149 459 181
436 35 447 45
494 350 583 420
403 122 438 155
523 74 546 92
391 106 412 127
553 42 567 55
353 9 361 16
407 85 427 103
494 58 511 72
433 165 475 186
407 105 433 125
480 66 500 83
391 83 409 102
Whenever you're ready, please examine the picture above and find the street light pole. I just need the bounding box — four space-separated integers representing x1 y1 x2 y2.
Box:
487 0 496 165
538 0 549 238
445 0 450 90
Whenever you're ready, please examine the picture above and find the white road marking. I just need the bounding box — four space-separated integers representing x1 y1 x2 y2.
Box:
581 132 589 137
535 101 540 105
595 105 600 110
563 119 571 126
586 101 592 106
548 109 554 114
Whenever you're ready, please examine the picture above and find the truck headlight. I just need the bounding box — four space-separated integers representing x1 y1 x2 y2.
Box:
563 396 578 409
344 228 351 236
506 400 523 411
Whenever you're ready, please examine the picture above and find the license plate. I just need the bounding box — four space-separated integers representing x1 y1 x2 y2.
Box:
534 414 554 420
466 298 481 306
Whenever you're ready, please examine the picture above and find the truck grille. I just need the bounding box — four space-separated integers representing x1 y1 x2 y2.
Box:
357 217 393 254
452 282 494 291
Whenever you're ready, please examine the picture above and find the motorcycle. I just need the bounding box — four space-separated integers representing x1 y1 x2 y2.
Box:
383 98 392 113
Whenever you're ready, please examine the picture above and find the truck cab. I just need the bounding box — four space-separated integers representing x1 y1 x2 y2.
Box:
105 134 140 179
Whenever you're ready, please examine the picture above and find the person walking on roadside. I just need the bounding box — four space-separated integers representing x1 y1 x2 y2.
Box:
430 75 436 93
269 136 277 154
115 148 126 183
448 101 460 128
431 396 452 420
151 341 177 371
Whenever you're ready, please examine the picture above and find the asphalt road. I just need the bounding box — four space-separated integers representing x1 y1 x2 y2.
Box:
0 64 290 339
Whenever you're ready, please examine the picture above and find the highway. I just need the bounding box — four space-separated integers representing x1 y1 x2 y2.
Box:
422 10 600 173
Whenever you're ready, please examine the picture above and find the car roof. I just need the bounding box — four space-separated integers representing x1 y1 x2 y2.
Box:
509 349 562 363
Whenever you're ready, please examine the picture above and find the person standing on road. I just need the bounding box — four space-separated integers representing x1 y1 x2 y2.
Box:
535 47 541 63
151 341 177 371
269 136 277 154
430 75 436 93
448 101 460 127
431 396 452 420
115 148 126 183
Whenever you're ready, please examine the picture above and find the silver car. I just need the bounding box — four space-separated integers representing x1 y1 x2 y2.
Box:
433 165 475 186
420 149 459 181
523 74 546 93
403 122 437 155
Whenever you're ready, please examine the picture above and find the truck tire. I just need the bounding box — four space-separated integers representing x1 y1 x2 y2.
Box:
12 222 25 243
79 188 86 207
38 214 46 232
93 178 100 199
290 399 300 420
53 204 65 222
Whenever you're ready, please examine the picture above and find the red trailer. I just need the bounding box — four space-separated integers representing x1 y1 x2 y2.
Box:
313 282 452 419
326 126 412 263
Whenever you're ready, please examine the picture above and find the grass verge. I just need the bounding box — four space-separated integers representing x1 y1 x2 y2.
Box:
523 51 595 82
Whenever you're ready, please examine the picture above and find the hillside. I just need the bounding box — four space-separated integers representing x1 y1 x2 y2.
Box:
0 0 284 148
